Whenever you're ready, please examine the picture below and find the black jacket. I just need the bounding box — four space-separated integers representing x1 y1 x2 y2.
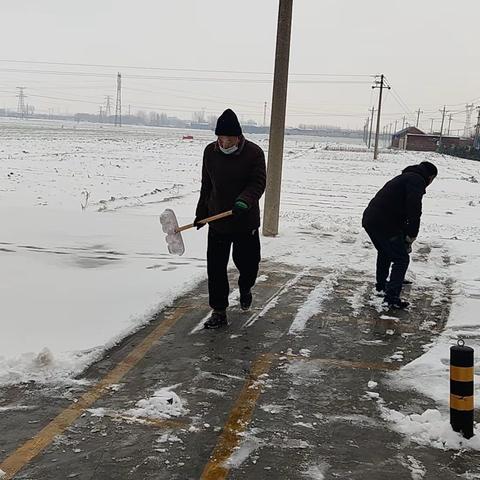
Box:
362 164 431 238
195 137 266 234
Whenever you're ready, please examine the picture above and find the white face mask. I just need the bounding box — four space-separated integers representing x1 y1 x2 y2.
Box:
219 144 238 155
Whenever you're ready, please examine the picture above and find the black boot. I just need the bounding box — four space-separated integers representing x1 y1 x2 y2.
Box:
384 296 410 310
240 290 253 311
204 310 228 329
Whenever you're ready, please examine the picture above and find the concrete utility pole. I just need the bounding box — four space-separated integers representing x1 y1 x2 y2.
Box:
430 118 434 133
368 107 375 148
447 114 452 136
372 74 390 160
416 108 423 127
263 101 267 127
262 0 293 237
439 105 447 148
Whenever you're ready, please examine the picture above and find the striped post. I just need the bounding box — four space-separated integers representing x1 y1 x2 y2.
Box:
450 339 474 439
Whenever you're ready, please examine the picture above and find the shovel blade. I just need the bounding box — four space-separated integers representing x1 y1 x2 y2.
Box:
160 209 185 256
166 232 185 256
160 208 179 234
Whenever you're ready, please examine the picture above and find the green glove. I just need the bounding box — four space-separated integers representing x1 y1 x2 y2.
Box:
232 200 249 216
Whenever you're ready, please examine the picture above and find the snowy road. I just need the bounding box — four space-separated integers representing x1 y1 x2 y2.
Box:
2 262 479 479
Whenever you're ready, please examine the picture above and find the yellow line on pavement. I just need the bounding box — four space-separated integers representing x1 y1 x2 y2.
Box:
200 352 275 480
0 306 189 480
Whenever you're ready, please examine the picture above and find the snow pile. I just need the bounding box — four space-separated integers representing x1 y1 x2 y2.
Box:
126 385 186 419
367 388 480 451
380 407 480 451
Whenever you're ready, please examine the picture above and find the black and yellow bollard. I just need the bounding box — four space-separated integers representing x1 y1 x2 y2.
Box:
450 339 474 439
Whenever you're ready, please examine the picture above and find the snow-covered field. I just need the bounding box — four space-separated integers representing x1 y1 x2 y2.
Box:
1 118 479 449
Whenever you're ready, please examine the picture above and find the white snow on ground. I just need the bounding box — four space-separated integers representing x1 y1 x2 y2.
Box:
301 462 329 479
366 390 480 450
288 272 339 334
380 404 480 451
1 118 480 450
401 455 426 480
156 433 183 444
126 384 186 419
225 430 264 468
244 268 306 328
346 282 369 317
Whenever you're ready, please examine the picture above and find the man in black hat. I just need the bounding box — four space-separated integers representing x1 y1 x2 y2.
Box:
194 108 266 328
362 161 438 309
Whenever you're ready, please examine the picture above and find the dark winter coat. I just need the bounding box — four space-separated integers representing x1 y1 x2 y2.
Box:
195 136 266 234
362 164 432 238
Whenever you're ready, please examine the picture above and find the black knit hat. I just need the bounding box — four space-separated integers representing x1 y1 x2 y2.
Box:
420 161 438 178
215 109 242 136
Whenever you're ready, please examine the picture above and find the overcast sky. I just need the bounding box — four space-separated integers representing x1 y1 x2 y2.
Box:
1 0 479 130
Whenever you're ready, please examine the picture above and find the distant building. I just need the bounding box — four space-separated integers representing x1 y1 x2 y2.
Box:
403 134 462 152
391 126 474 152
391 126 424 148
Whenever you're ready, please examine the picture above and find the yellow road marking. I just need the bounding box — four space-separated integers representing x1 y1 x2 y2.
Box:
200 353 275 480
200 353 397 479
0 306 189 480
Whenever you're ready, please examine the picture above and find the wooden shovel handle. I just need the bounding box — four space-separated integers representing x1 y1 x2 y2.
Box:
175 210 233 233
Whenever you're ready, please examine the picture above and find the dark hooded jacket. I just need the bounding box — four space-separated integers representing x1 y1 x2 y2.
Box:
362 163 432 238
195 136 266 234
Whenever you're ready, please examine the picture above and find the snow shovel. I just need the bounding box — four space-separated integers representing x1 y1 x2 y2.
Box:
159 209 233 256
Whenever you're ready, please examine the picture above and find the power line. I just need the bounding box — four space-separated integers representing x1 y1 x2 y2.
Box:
388 87 412 115
0 58 375 77
0 87 372 118
0 67 373 84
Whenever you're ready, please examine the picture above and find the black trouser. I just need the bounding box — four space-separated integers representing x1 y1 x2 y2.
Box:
207 227 261 310
364 228 410 300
